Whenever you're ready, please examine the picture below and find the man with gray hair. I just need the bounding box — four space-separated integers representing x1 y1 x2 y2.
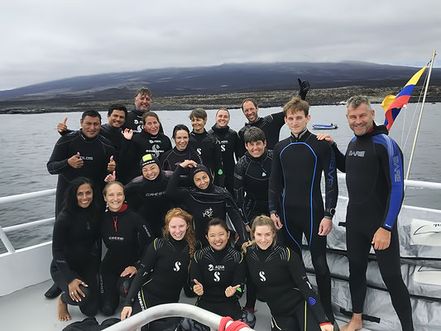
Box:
125 87 153 133
323 95 413 331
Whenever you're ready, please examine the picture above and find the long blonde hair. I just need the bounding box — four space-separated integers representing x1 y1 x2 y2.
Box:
163 208 196 257
242 215 277 253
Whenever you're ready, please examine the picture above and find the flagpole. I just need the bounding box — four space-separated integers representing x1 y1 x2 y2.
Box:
405 50 437 180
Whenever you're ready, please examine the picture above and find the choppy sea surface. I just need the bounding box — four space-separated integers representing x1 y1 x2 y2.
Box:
1 104 440 251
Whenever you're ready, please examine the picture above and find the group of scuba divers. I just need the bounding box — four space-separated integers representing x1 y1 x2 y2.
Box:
45 79 414 331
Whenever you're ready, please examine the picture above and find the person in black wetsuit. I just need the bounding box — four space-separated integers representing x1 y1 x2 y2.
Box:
166 160 248 247
125 87 153 133
51 177 101 321
188 108 221 176
123 111 172 181
48 110 116 218
56 105 131 183
161 124 202 171
243 215 333 331
120 208 196 331
99 181 153 316
319 96 413 331
122 153 173 238
190 218 245 324
233 126 272 323
237 78 311 156
268 97 338 324
208 107 240 194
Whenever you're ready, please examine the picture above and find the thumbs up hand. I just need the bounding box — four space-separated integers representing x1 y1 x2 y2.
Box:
192 279 204 296
225 284 241 298
107 155 116 172
68 152 84 168
57 117 69 134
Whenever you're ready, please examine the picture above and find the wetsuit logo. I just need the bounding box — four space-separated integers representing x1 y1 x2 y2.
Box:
173 261 182 272
214 271 221 282
151 144 161 157
348 150 365 157
203 208 213 218
262 172 267 177
221 145 226 152
392 155 402 182
197 148 202 155
259 271 266 282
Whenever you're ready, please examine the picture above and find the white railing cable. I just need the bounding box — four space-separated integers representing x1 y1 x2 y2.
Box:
3 217 54 233
0 188 55 205
104 303 254 331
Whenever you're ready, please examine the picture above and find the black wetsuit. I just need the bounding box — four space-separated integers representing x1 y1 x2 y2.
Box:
47 130 115 216
124 237 191 330
160 146 202 171
166 166 248 246
208 125 240 194
234 150 273 224
245 245 329 331
125 110 165 134
268 129 338 322
190 246 245 320
189 130 221 176
237 111 285 156
125 131 172 181
333 124 413 331
124 171 173 238
99 204 153 315
50 207 101 316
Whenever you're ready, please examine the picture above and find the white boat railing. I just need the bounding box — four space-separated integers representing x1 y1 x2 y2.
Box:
105 303 254 331
1 178 440 254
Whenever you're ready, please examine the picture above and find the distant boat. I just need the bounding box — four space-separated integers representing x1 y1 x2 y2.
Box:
312 123 338 130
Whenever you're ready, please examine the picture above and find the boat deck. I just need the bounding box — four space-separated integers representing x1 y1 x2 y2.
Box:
0 280 363 331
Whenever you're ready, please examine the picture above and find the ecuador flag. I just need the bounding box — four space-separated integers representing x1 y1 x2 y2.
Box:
382 66 426 130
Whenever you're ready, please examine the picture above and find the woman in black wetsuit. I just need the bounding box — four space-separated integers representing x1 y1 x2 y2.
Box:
166 160 248 247
50 177 101 321
120 208 196 331
190 218 245 323
99 181 153 316
160 124 201 171
244 215 334 331
123 153 173 237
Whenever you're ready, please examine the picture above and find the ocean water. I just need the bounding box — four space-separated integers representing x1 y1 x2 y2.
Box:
0 104 440 251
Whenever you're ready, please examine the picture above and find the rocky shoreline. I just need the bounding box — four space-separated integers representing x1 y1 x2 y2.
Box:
1 85 440 114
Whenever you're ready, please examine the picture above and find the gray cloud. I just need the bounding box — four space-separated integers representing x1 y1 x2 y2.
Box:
1 0 439 90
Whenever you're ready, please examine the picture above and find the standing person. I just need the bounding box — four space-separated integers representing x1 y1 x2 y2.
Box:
123 111 172 181
161 124 202 171
208 107 240 194
188 108 221 176
125 87 153 133
51 177 101 321
99 181 153 316
268 97 338 324
190 218 245 322
323 96 413 331
244 215 333 331
233 126 272 323
237 78 310 156
47 110 116 217
56 105 131 183
120 208 196 331
166 160 248 247
124 153 173 238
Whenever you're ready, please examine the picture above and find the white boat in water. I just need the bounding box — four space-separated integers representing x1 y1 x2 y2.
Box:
1 175 441 331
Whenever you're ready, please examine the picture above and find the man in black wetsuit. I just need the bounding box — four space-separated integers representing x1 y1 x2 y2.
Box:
125 87 153 133
328 96 413 331
48 110 116 217
268 97 338 324
237 78 310 156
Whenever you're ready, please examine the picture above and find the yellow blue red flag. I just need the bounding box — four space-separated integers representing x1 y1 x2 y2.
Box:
382 66 426 130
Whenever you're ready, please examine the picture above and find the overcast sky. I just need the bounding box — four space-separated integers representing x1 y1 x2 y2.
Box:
1 0 439 90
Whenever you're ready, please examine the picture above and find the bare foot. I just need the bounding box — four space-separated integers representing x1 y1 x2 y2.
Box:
57 295 71 321
340 319 362 331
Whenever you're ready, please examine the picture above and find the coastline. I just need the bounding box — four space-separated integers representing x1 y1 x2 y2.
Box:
1 85 440 114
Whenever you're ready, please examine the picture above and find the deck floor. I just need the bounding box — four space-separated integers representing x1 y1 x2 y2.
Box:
0 280 361 331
